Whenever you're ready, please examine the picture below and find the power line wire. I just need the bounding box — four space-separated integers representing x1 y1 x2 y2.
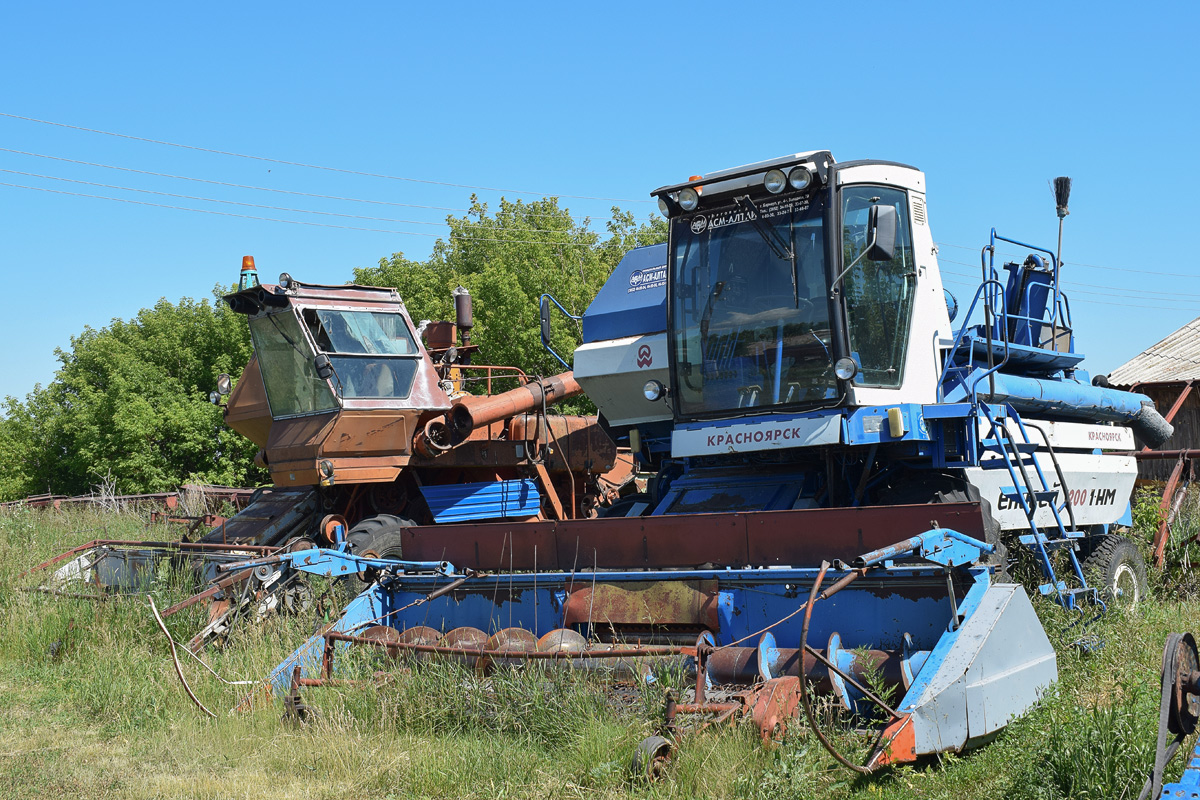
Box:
937 241 1199 280
938 257 1200 301
0 146 599 222
0 181 604 247
0 111 650 203
0 167 448 226
939 275 1194 312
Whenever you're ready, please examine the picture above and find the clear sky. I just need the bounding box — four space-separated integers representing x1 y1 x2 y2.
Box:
2 1 1197 402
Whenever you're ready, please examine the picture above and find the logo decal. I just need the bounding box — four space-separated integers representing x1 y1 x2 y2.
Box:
636 345 653 368
690 215 708 234
627 265 667 293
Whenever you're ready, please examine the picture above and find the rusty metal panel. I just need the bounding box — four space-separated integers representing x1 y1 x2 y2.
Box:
563 580 720 630
399 502 988 571
555 514 748 569
322 410 412 457
746 503 987 567
223 355 272 448
401 521 560 570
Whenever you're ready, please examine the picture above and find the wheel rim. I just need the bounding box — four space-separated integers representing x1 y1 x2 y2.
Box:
1113 563 1140 607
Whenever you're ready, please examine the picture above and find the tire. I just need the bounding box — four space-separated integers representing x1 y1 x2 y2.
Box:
630 735 673 781
1082 534 1147 608
343 514 414 596
345 514 412 554
600 493 654 519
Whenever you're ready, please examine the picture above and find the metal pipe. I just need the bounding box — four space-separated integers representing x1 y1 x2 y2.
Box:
324 630 693 660
448 372 582 443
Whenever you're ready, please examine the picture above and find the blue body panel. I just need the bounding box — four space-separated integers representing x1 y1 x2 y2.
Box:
581 244 667 343
419 479 541 523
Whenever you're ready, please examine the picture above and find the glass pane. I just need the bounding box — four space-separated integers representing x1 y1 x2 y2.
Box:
330 356 419 399
249 313 338 416
305 309 418 356
841 186 915 386
670 193 836 417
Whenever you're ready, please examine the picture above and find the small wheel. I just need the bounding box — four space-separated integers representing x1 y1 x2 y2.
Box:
1082 534 1147 608
630 735 673 781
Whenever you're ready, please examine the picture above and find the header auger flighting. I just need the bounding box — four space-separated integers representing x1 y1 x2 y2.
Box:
238 151 1172 775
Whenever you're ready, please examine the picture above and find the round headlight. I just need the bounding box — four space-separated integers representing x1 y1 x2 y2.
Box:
278 272 293 290
763 169 787 194
834 357 858 381
788 166 814 190
643 379 664 401
678 187 699 211
208 390 222 405
658 196 670 217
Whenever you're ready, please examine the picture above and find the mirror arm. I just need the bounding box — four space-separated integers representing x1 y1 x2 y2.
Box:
832 228 878 288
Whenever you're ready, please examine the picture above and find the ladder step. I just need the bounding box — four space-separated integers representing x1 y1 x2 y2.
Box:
1000 488 1058 504
979 457 1037 470
980 439 1038 454
1019 534 1077 551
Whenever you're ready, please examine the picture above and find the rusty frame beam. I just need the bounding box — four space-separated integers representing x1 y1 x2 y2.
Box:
395 502 986 572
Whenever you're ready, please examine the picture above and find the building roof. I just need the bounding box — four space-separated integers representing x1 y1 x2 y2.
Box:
1108 315 1200 386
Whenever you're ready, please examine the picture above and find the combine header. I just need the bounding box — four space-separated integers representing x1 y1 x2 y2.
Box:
241 151 1173 771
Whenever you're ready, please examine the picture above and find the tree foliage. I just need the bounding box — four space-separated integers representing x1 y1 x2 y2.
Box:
0 288 263 500
0 197 664 501
355 198 666 390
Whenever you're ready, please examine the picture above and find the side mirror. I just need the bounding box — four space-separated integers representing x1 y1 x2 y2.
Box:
313 354 334 380
216 374 232 396
866 205 897 261
539 295 552 347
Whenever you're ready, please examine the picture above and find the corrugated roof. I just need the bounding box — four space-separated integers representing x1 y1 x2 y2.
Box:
1107 315 1200 385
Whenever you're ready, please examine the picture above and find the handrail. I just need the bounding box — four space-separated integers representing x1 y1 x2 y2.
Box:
937 279 1010 401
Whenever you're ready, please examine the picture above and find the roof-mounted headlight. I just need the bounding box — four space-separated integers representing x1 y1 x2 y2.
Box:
658 196 671 218
678 187 699 212
788 166 814 191
278 272 294 290
763 169 787 194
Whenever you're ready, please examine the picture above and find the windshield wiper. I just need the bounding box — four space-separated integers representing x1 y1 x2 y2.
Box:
734 196 799 307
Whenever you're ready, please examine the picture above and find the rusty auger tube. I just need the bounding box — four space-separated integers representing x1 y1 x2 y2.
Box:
448 372 582 442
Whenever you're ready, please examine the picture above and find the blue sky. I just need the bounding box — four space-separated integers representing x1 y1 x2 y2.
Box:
2 1 1197 402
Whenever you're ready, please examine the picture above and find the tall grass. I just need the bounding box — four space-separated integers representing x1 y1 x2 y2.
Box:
1 504 1197 799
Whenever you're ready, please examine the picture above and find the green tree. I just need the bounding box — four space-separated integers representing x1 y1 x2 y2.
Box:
356 197 666 392
0 287 263 500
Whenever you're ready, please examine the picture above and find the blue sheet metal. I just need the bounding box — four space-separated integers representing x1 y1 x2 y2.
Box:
581 244 667 343
419 479 540 523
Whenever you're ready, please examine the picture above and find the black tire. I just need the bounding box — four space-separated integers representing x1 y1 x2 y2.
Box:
1082 534 1147 608
343 514 414 596
345 514 412 554
600 493 654 519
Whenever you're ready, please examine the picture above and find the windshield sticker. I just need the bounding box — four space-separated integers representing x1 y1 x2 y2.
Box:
627 264 667 293
756 196 811 219
690 215 707 233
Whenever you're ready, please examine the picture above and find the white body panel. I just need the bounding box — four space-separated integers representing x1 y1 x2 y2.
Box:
1019 419 1135 451
965 452 1136 530
573 333 672 427
836 164 951 409
672 415 841 457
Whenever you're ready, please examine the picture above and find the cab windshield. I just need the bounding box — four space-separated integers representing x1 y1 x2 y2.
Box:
670 191 836 417
301 308 421 399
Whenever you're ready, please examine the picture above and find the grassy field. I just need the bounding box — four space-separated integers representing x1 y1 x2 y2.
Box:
1 500 1197 800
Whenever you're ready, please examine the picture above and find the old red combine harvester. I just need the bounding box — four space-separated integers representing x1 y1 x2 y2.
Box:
27 257 629 649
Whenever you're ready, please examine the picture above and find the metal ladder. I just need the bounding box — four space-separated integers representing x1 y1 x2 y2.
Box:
977 402 1099 610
